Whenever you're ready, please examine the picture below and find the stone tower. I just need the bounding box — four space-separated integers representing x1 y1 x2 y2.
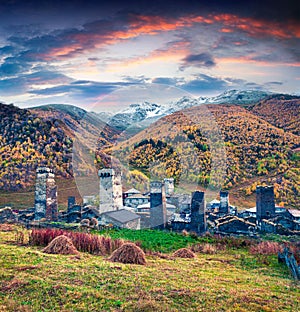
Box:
190 191 206 234
219 191 230 214
98 168 123 213
67 196 76 213
150 181 167 229
164 178 174 196
256 185 275 221
34 167 58 221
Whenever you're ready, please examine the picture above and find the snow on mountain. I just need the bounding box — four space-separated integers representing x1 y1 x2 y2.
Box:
108 102 164 130
106 90 272 131
204 90 272 104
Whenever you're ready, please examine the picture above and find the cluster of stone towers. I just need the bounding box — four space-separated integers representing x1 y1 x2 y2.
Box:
34 167 58 221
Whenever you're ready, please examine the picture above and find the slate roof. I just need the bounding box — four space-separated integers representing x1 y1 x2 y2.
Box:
288 209 300 218
102 209 140 223
126 194 149 199
124 188 141 194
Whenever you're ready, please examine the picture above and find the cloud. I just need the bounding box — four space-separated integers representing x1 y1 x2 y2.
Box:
180 53 216 69
0 70 73 96
0 46 15 55
28 80 137 100
0 62 24 76
151 77 183 85
0 77 28 96
180 74 228 93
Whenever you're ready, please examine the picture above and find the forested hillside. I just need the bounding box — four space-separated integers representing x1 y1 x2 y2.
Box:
0 98 299 210
0 103 116 192
105 102 300 208
248 96 300 135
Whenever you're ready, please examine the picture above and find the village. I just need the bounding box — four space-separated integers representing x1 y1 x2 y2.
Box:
0 166 299 236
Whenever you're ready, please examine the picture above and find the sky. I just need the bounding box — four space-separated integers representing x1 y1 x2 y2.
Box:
0 0 299 110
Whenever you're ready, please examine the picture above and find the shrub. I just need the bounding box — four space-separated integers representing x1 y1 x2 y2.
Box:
90 218 98 228
43 235 79 255
250 241 283 255
212 235 255 249
109 243 146 265
80 219 90 227
191 243 216 254
201 244 217 254
173 248 195 258
29 228 124 255
181 229 189 236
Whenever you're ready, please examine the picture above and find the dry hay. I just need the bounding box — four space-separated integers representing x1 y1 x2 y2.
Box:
42 235 79 255
109 243 146 265
173 248 195 258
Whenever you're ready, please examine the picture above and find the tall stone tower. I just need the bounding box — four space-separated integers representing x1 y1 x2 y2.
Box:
164 178 174 196
98 168 123 213
219 191 230 214
256 185 275 221
150 181 167 229
34 167 58 221
190 191 206 234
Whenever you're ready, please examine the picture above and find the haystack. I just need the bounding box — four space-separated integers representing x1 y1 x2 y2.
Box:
109 243 146 265
173 248 195 258
43 235 79 255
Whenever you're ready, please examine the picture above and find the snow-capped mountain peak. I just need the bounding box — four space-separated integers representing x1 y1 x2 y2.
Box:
106 90 272 131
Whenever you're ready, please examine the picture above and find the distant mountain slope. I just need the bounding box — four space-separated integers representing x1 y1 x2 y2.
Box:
248 96 300 136
106 90 273 132
104 103 300 208
0 103 117 191
203 89 272 104
31 104 118 146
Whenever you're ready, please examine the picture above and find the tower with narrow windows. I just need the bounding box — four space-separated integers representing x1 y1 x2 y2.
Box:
98 169 123 213
164 178 174 196
150 181 167 229
219 191 230 214
34 167 58 221
256 185 275 221
190 191 206 234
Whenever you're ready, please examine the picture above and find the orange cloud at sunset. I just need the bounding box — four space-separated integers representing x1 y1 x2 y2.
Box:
107 41 189 72
217 56 300 67
39 12 300 61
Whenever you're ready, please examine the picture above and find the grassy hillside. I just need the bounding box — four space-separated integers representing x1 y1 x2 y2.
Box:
0 227 299 312
104 103 300 209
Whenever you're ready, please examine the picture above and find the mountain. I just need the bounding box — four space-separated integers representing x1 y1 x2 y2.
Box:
0 103 117 193
1 93 299 210
103 100 300 208
203 89 272 104
248 95 300 136
106 90 273 132
108 102 163 131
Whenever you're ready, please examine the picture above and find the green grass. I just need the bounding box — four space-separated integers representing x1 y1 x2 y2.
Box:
97 228 201 253
0 228 299 312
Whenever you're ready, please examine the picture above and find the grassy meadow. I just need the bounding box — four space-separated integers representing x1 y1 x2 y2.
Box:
0 226 299 312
